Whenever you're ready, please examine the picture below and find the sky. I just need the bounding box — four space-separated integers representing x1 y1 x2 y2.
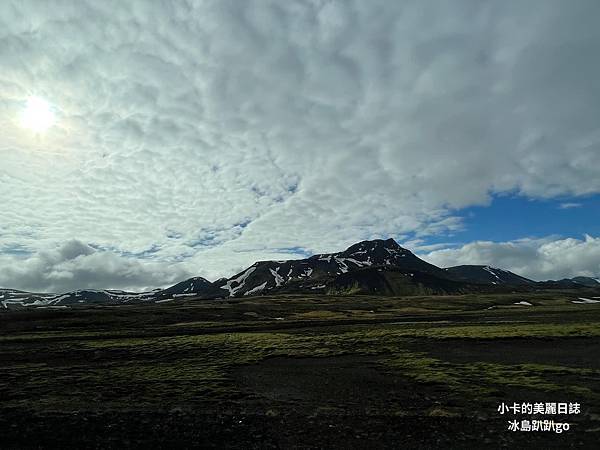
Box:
1 0 599 293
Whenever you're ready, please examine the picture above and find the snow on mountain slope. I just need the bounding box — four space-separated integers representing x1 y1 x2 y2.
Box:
0 288 161 308
215 238 451 297
222 266 257 296
1 289 58 308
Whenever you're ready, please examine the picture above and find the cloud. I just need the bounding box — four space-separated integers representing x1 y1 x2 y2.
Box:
422 235 600 280
558 202 582 209
1 1 599 290
0 240 192 293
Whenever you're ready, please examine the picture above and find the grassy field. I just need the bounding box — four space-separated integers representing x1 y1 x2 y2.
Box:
1 289 599 448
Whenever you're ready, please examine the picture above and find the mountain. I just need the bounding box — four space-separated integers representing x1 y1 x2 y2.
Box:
0 288 159 308
0 289 57 308
443 265 536 286
154 277 227 300
3 238 597 309
536 279 584 289
537 276 600 289
570 276 600 287
215 238 452 297
2 238 456 308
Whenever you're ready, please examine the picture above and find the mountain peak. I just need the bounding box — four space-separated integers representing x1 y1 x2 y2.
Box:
343 238 407 255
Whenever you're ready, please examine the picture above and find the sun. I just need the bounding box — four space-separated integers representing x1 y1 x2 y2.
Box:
20 96 56 133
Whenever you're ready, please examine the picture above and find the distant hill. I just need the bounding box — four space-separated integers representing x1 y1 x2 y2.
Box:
154 277 227 300
443 265 536 286
0 288 159 308
570 276 600 287
537 276 600 289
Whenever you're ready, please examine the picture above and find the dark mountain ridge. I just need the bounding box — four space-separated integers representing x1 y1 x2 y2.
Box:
444 265 535 286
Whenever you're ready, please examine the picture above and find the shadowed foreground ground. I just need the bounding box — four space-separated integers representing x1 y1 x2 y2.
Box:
1 290 599 448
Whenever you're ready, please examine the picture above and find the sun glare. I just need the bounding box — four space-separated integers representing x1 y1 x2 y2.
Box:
20 96 56 133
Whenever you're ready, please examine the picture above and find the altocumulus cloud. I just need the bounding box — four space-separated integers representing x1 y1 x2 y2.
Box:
1 0 600 291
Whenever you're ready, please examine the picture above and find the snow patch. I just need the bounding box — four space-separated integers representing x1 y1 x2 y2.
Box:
222 266 257 296
343 257 371 267
270 268 284 287
4 299 43 308
571 298 600 304
300 267 313 277
334 257 349 273
244 281 268 296
483 266 501 281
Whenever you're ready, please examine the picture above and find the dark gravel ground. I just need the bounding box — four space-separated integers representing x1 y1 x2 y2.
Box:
1 291 599 449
